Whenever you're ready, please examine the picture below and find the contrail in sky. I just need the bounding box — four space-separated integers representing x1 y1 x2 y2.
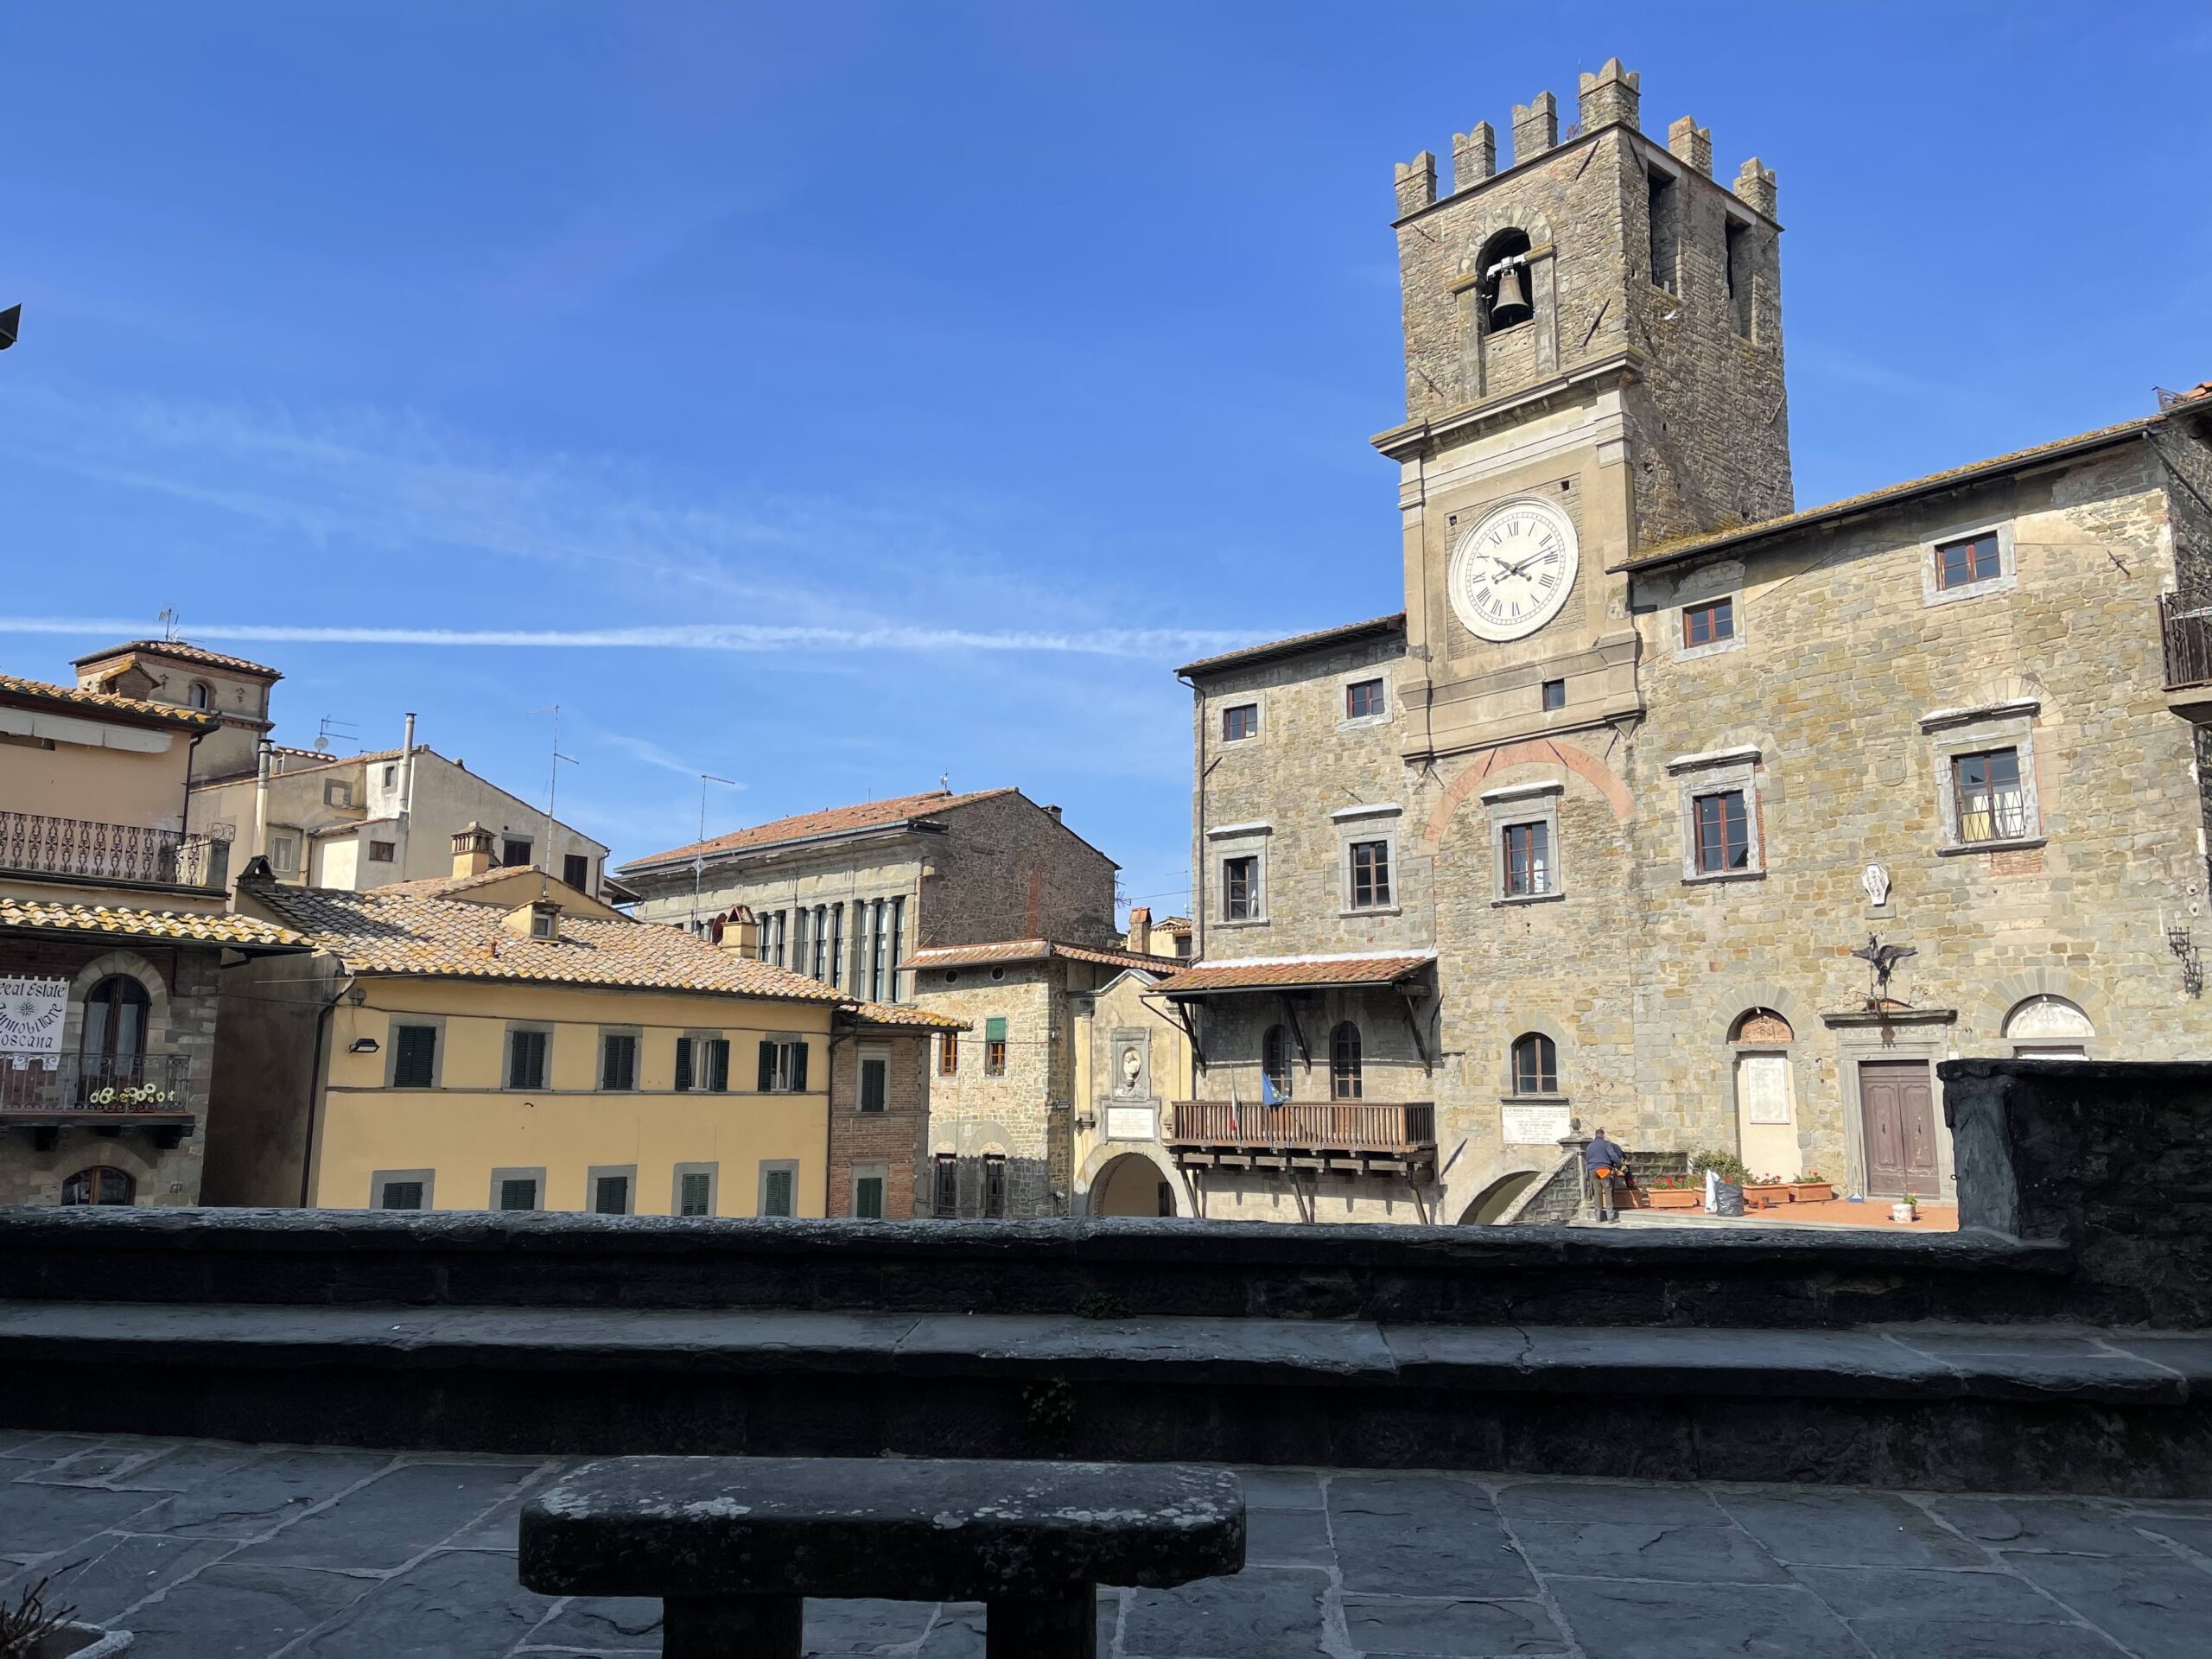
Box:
0 617 1264 660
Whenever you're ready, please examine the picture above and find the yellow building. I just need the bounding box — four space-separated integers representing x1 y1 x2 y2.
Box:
207 829 848 1217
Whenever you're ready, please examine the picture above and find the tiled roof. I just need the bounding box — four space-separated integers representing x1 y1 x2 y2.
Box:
621 788 1018 873
1151 950 1437 995
903 938 1182 975
0 671 219 731
841 1000 966 1031
1156 915 1193 935
72 639 283 679
1176 613 1406 678
376 866 550 899
248 883 846 1002
1612 414 2165 575
0 896 304 950
265 744 413 775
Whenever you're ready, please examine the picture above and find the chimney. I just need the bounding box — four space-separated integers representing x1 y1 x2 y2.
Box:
1452 122 1496 191
1668 116 1713 177
1393 150 1437 216
451 822 494 879
1510 92 1558 166
1127 906 1153 956
711 905 761 957
1576 58 1640 133
1045 804 1063 821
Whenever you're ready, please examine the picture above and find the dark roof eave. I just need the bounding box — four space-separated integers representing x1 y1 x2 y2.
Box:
1176 613 1408 680
1158 964 1433 998
327 962 842 1004
1610 417 2164 576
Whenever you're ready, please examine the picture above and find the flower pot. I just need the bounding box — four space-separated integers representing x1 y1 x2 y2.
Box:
1788 1182 1834 1203
1743 1184 1792 1207
1890 1203 1918 1224
31 1624 134 1658
1645 1188 1701 1210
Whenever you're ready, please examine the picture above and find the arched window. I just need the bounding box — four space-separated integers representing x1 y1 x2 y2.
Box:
1329 1022 1363 1100
61 1166 135 1206
1477 228 1535 333
80 976 150 1071
1262 1025 1294 1103
187 681 214 711
1510 1032 1557 1096
2003 995 2094 1058
1730 1007 1794 1045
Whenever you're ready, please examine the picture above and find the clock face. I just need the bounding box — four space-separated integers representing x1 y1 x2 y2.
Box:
1447 497 1580 643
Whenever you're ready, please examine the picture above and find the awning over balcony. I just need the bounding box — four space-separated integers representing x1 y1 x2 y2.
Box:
1151 950 1435 998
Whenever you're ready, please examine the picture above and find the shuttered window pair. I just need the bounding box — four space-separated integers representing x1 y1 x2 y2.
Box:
756 1039 810 1093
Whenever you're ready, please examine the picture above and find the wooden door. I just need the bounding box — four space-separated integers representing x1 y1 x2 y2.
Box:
1859 1060 1940 1195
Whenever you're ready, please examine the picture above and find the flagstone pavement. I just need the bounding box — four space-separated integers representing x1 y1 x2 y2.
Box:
4 1430 2209 1656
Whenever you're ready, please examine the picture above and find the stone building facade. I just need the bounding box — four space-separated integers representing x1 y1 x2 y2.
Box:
823 1007 945 1221
1163 58 2212 1224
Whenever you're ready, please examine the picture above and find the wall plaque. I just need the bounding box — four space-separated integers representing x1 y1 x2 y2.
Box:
1502 1103 1571 1145
1106 1104 1156 1142
0 978 68 1055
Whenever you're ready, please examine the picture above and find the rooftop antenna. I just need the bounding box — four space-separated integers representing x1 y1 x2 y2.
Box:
156 607 182 642
694 773 741 931
315 715 357 754
940 771 950 791
529 705 578 870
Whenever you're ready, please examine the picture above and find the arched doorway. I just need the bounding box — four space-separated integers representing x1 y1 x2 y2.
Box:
1730 1007 1798 1180
1459 1170 1539 1225
61 1166 136 1206
2004 995 2094 1058
1091 1152 1177 1217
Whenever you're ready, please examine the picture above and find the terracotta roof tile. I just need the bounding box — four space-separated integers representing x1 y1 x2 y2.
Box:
621 788 1017 873
902 938 1181 975
0 896 304 949
0 672 219 730
1152 950 1437 995
248 883 846 1002
841 1000 966 1031
72 639 283 678
1176 613 1406 678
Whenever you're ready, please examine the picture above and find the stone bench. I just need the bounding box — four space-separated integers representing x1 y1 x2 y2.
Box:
518 1454 1246 1658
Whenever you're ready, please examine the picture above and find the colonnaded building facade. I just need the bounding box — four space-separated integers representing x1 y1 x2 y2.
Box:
1156 58 2212 1223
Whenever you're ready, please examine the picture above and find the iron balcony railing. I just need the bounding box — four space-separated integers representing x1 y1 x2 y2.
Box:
0 812 230 888
1167 1099 1438 1155
0 1053 193 1119
2161 594 2212 690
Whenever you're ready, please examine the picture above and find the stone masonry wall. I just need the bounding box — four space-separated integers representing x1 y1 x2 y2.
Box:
912 964 1064 1217
824 1028 929 1219
921 792 1119 950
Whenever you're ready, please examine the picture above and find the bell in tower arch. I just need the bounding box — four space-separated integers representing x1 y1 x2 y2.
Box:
1487 257 1533 330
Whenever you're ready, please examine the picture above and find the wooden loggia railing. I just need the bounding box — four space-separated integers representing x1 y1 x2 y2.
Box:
1167 1099 1436 1154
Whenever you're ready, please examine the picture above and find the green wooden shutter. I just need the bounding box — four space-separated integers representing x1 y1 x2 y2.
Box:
791 1041 809 1092
673 1038 694 1092
758 1040 777 1092
985 1017 1007 1042
707 1039 730 1093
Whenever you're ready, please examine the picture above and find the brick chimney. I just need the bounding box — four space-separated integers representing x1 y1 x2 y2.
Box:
450 822 494 879
711 906 761 957
1126 906 1153 956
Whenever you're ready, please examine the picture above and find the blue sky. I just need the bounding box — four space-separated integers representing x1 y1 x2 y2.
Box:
4 3 2207 918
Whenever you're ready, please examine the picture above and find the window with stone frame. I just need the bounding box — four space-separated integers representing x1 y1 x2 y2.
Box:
505 1027 548 1090
1262 1024 1295 1103
1346 678 1387 721
1510 1033 1558 1096
1692 790 1751 874
1224 855 1262 921
1503 821 1551 897
859 1052 889 1113
757 1038 809 1093
938 1031 959 1076
1541 679 1566 712
984 1017 1007 1077
1936 531 2003 592
1347 839 1392 909
1951 747 2028 843
599 1032 639 1091
931 1153 959 1217
1681 596 1734 649
1222 702 1259 742
391 1023 437 1089
1329 1022 1363 1100
982 1154 1007 1219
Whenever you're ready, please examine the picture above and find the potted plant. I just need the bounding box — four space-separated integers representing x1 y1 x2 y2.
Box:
1 1577 132 1657
1891 1191 1920 1224
1788 1170 1834 1203
1742 1173 1794 1208
1644 1174 1702 1211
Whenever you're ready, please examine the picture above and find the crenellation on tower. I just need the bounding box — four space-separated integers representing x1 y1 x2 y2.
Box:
1734 157 1778 219
1394 150 1438 215
1576 57 1641 132
1668 116 1712 177
1510 92 1558 166
1452 123 1497 192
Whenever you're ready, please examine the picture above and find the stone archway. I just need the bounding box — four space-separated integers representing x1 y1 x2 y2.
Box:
1076 1143 1186 1217
1458 1168 1541 1225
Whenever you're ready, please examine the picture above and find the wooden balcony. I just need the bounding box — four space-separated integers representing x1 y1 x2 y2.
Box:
2162 595 2212 721
1166 1099 1436 1178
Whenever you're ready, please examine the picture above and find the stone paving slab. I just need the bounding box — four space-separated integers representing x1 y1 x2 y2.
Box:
2 1433 2210 1656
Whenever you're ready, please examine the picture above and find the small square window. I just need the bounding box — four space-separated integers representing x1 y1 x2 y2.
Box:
1348 840 1392 909
1541 679 1566 712
1937 531 2003 591
528 909 557 940
1692 790 1751 874
382 765 398 789
1222 702 1259 742
759 1163 796 1218
1503 821 1551 897
498 1177 538 1211
593 1173 631 1215
378 1179 425 1211
1682 597 1735 648
367 839 397 862
1224 855 1262 921
1952 747 2028 842
854 1170 886 1220
269 835 299 875
501 837 532 869
324 779 353 808
1346 679 1386 721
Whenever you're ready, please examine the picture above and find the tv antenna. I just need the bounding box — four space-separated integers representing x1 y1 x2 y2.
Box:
315 715 357 754
694 773 741 930
529 705 578 869
156 607 183 643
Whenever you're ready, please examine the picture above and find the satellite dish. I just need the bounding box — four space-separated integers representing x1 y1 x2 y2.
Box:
313 735 331 752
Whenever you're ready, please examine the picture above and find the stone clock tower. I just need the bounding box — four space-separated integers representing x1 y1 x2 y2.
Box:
1374 59 1791 764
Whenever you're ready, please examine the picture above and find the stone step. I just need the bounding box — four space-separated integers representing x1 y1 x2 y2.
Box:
3 1301 2206 1497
